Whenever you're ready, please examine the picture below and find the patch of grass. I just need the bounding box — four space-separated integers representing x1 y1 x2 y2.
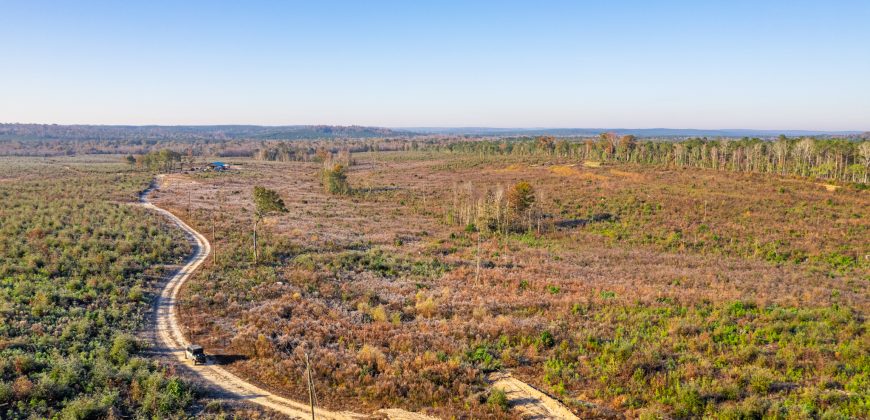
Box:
600 290 616 299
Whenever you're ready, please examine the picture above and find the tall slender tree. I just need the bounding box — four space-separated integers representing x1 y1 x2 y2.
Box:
252 186 287 264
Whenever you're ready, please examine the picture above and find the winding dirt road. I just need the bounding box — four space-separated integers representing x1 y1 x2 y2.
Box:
142 176 576 419
142 179 368 420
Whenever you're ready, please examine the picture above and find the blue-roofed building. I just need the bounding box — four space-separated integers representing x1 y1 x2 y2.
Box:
207 161 229 171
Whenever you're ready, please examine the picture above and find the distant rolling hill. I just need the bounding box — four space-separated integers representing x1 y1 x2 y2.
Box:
1 123 864 141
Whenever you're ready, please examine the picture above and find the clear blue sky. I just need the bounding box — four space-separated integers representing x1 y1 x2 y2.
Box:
1 1 868 130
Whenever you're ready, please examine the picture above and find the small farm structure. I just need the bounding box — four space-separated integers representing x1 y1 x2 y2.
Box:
207 162 229 171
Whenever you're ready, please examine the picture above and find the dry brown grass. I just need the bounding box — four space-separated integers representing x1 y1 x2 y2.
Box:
152 152 868 418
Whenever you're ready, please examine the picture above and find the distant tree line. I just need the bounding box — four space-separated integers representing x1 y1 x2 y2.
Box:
0 138 257 157
252 138 426 162
429 135 870 183
0 123 409 141
6 130 867 183
0 136 431 158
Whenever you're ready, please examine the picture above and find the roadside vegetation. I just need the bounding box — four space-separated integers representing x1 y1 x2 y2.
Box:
0 158 195 419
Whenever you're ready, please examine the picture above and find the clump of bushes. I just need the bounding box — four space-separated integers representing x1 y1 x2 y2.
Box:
487 388 509 411
466 345 502 372
357 344 387 376
321 164 350 194
415 292 439 318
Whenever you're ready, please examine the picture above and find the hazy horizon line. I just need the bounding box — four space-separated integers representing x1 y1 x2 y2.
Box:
1 122 866 133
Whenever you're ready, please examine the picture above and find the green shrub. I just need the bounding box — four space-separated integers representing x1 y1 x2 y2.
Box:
539 331 555 348
487 388 509 411
322 164 350 194
109 334 138 365
467 345 501 372
518 279 529 291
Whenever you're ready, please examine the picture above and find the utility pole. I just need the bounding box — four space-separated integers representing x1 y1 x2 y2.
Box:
252 217 258 265
476 230 481 285
211 209 216 266
305 353 316 420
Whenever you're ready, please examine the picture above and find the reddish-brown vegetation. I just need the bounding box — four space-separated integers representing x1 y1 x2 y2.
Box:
152 152 867 418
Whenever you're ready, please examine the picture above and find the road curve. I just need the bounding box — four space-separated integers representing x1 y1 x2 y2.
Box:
141 177 571 420
141 177 367 420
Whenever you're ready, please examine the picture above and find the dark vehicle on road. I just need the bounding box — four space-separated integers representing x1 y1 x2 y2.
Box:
185 344 206 365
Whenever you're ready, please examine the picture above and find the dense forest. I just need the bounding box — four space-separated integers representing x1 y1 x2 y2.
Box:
430 135 870 184
0 160 194 418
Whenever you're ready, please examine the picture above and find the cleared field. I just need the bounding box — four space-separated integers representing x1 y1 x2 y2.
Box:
149 152 867 418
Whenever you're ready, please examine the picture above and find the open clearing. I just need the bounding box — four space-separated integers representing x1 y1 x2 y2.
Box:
147 152 867 418
144 177 452 419
0 150 866 418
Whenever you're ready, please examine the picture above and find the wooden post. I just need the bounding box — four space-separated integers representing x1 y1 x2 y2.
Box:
212 210 216 266
305 353 315 420
703 200 708 222
312 362 318 410
475 231 481 285
252 218 258 265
